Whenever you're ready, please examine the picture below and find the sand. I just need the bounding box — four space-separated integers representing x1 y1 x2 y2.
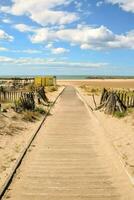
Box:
0 86 64 189
58 79 134 89
3 86 134 200
77 82 134 183
1 78 134 192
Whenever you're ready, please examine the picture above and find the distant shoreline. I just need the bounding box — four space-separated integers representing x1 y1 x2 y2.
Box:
0 76 134 89
58 78 134 81
57 75 134 80
0 75 134 80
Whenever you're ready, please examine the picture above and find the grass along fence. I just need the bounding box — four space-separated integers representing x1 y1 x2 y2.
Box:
95 89 134 116
100 89 134 112
100 89 134 108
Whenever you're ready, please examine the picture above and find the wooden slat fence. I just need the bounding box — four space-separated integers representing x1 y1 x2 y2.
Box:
0 91 33 102
115 91 134 108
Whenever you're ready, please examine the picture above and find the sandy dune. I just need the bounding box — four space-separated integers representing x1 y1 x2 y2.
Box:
0 87 64 189
58 79 134 89
78 83 134 186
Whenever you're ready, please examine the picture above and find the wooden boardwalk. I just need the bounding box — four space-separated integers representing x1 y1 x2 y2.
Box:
3 86 134 200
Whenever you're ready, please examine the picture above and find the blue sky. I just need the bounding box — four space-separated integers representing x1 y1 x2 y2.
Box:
0 0 134 76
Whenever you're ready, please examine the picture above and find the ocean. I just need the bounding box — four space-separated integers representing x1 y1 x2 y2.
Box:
57 75 88 80
57 75 134 80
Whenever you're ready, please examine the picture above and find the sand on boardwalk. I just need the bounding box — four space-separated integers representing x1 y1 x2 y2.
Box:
0 87 64 189
76 80 134 182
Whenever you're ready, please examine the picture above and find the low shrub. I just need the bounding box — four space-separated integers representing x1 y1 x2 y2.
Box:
46 86 58 92
114 108 134 118
80 85 101 95
114 111 127 118
35 107 46 115
22 111 38 122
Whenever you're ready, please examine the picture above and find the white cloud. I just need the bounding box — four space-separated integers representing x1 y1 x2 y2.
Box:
14 24 34 32
29 25 115 50
31 25 134 50
30 10 78 26
29 25 113 46
0 56 14 62
107 30 134 49
51 47 69 54
0 47 41 54
0 47 8 51
57 25 115 50
2 18 13 24
13 22 134 51
30 28 53 43
1 0 78 26
106 0 134 13
0 56 108 68
0 29 14 41
22 49 42 54
13 49 42 54
45 43 53 49
45 43 69 54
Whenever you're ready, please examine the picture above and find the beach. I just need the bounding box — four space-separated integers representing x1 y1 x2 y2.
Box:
76 80 134 183
1 78 134 199
0 86 64 189
58 79 134 88
58 78 134 182
2 84 134 200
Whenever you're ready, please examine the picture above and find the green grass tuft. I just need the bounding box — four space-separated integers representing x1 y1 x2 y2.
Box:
35 107 46 115
114 111 127 118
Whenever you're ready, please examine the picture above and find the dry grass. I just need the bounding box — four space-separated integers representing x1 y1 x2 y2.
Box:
4 123 25 136
22 106 46 122
80 85 101 96
11 115 18 121
35 106 46 114
22 111 40 122
45 86 58 92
